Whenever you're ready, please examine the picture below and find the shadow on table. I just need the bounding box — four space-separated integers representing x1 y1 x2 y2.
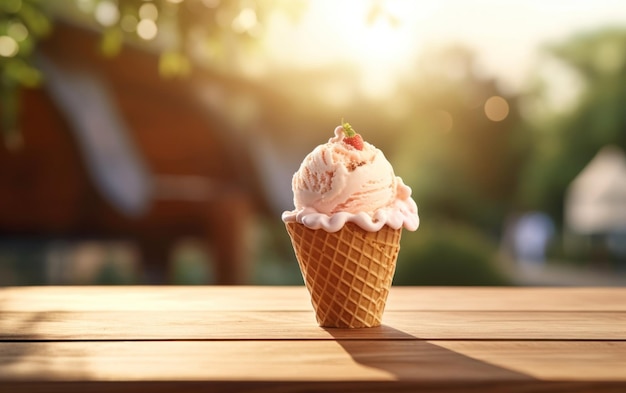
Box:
323 325 534 385
0 298 89 379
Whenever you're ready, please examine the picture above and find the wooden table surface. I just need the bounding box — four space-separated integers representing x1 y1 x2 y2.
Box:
0 286 625 392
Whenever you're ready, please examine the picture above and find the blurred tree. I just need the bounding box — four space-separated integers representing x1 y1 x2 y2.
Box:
0 0 50 148
0 0 305 148
521 28 626 224
394 46 531 236
395 221 511 286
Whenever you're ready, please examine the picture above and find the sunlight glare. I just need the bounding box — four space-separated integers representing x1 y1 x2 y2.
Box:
265 0 428 98
263 0 626 100
318 0 423 98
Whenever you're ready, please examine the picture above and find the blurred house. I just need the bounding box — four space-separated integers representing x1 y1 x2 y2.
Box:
0 21 266 284
564 145 626 260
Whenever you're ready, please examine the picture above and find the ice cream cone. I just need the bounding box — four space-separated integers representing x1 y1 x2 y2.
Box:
285 221 402 328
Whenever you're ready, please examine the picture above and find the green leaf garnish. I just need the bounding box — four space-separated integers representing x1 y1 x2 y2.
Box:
341 118 356 137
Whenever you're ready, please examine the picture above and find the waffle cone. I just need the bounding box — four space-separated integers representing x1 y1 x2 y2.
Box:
285 222 402 328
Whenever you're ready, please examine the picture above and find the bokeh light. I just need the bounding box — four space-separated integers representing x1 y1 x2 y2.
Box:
484 96 509 122
139 3 158 22
232 8 257 34
94 0 120 27
0 35 19 57
137 19 158 40
7 22 28 42
120 14 138 33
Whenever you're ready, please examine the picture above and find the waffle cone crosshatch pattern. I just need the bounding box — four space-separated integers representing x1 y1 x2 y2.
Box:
286 222 402 328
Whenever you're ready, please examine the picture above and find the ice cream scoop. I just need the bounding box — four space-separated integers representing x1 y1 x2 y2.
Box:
282 121 419 328
282 124 419 232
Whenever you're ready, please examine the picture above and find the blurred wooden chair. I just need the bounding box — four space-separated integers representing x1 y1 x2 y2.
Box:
0 22 257 284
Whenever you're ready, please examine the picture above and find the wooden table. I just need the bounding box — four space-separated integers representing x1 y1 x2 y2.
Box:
1 286 625 392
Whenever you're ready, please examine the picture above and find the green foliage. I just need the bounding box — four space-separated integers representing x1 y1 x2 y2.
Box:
0 0 306 146
100 26 123 57
80 0 306 76
0 0 50 147
159 50 191 78
392 46 531 235
394 221 511 286
520 28 626 222
253 218 304 285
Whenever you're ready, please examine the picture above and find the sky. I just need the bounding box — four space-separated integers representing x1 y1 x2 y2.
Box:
264 0 626 97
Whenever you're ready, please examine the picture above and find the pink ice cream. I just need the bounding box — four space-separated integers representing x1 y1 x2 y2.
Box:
282 125 419 232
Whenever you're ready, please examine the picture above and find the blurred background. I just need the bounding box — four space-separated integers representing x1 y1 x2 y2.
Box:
1 0 625 286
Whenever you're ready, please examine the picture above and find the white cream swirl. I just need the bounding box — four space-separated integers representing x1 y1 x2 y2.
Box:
281 126 419 233
282 179 419 232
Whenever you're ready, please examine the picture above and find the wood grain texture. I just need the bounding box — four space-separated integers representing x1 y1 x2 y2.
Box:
433 341 626 381
0 340 531 382
1 310 624 340
0 341 624 392
4 381 626 393
1 286 626 393
2 286 626 311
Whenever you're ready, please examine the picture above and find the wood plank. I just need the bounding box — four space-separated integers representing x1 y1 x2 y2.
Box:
1 310 624 340
388 287 626 311
2 287 626 393
0 340 536 382
433 341 626 381
3 380 625 393
0 286 310 312
2 286 626 312
1 341 624 391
